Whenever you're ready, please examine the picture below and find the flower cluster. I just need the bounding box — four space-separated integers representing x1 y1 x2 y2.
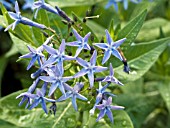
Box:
5 1 130 123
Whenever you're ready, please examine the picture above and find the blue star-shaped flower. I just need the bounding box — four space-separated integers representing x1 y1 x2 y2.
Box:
29 84 56 114
43 39 75 70
93 29 126 64
39 64 73 96
4 1 46 31
57 82 87 111
102 63 124 85
90 82 116 115
22 0 34 10
96 97 124 123
74 50 108 88
16 78 40 108
33 0 59 19
19 36 53 70
66 29 91 57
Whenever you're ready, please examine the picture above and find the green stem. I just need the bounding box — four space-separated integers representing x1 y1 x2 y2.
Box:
52 102 72 128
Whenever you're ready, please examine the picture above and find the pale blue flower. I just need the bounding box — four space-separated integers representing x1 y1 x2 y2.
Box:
33 0 59 19
74 50 108 88
90 82 116 115
0 0 13 10
93 29 126 64
16 78 40 108
96 97 124 123
29 83 56 114
43 39 75 70
57 82 87 111
4 1 46 31
39 64 73 96
102 63 124 85
19 36 53 70
66 29 91 57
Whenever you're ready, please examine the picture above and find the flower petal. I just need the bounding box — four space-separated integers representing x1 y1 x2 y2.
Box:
106 97 112 105
113 38 126 48
19 53 34 58
8 12 18 20
106 108 114 123
66 41 80 47
88 72 94 88
75 47 83 57
57 92 72 101
105 29 113 45
111 49 123 61
15 1 20 14
84 32 91 43
29 99 40 109
109 63 114 76
73 82 84 91
73 29 82 41
93 43 108 49
59 83 66 95
96 109 106 122
27 55 37 70
102 50 111 64
48 82 59 96
43 45 57 55
41 99 48 114
94 66 108 73
59 39 66 53
40 76 56 83
76 93 87 101
90 50 97 66
76 57 88 67
110 105 125 110
71 95 78 111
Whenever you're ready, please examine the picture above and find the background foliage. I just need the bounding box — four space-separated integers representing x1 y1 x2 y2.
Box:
0 0 170 128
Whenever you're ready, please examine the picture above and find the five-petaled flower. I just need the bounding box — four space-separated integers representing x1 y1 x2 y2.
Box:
66 29 91 57
29 83 56 114
96 97 124 123
19 36 53 70
43 39 75 71
57 82 87 111
90 82 116 115
16 78 40 108
94 29 126 64
5 1 46 31
102 63 124 85
39 64 73 96
74 50 108 88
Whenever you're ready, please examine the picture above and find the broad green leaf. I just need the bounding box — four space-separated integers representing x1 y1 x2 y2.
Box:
136 18 170 42
158 81 170 113
0 120 18 128
115 93 160 128
117 10 147 49
114 37 170 83
9 33 29 55
48 0 103 8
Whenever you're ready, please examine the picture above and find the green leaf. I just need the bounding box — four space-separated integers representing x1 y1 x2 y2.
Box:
158 81 170 113
48 0 103 8
114 37 170 83
0 15 6 27
136 18 170 42
117 10 147 49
